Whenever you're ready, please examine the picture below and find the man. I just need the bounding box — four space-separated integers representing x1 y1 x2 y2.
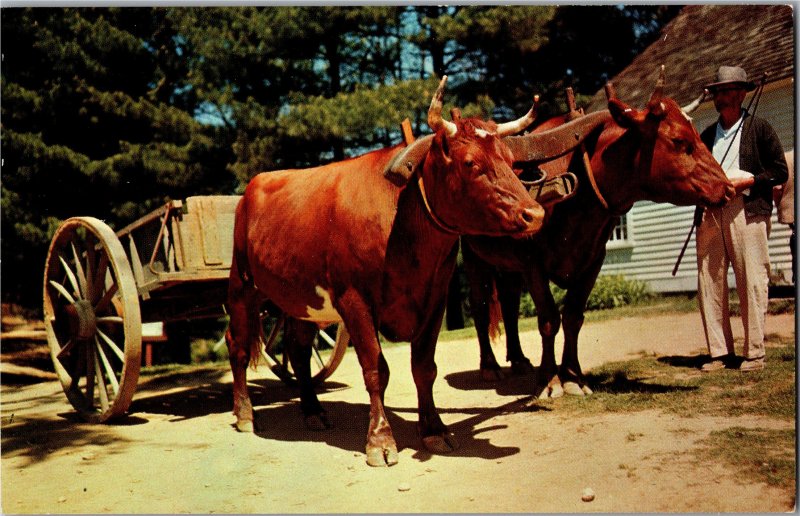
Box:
696 65 788 372
773 150 794 284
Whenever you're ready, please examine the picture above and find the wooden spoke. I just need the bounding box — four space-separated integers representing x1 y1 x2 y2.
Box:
93 348 110 411
96 327 125 362
97 316 124 324
85 240 97 303
318 328 336 346
93 283 119 314
92 252 109 303
95 337 119 397
56 339 75 360
58 255 81 299
85 340 96 402
49 280 76 304
71 243 88 299
312 342 325 369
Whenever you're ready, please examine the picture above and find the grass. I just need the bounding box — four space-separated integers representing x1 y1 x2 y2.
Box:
698 427 796 493
544 333 796 420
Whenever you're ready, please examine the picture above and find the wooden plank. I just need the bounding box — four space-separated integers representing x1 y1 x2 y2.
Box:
199 198 222 265
1 362 57 381
0 330 47 341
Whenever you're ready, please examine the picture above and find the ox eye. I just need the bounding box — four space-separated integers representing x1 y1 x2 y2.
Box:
672 138 693 155
464 159 474 168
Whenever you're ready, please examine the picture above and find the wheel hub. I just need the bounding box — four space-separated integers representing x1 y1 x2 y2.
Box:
66 299 97 340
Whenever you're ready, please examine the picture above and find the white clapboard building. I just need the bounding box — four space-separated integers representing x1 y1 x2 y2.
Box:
584 4 795 293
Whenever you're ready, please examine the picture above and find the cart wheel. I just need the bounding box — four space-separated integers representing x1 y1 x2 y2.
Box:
43 217 142 423
259 314 349 387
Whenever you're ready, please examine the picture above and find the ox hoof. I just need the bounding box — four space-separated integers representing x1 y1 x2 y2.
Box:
480 368 505 382
537 382 564 400
563 381 586 396
511 359 535 375
304 413 332 431
235 419 254 433
366 445 399 467
422 432 459 454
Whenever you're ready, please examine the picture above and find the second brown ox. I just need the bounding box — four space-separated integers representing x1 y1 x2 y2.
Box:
463 68 736 397
225 77 548 467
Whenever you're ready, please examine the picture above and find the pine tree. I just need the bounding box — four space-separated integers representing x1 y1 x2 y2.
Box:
1 8 233 306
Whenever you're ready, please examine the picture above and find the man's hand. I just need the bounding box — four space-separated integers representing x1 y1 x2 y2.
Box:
731 175 755 195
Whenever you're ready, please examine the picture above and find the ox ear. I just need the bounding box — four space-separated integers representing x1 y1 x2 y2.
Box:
608 98 646 129
431 130 453 164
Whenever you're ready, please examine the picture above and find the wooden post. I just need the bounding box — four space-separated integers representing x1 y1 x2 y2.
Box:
401 118 415 145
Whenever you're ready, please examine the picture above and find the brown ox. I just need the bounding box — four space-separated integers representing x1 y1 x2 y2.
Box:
225 77 546 467
462 68 735 397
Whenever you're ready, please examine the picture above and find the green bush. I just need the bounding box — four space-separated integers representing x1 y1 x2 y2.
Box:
519 274 651 317
585 274 651 310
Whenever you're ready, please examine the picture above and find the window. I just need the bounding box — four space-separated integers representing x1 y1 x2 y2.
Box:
607 214 632 248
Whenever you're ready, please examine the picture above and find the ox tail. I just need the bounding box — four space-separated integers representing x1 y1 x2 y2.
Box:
487 281 504 344
229 198 262 371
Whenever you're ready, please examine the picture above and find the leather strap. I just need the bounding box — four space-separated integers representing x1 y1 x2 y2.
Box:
417 176 460 235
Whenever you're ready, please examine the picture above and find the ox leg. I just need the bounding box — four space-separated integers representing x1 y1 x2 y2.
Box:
558 266 601 396
462 243 505 381
336 291 397 467
523 268 563 399
285 318 332 430
412 303 458 455
225 271 261 433
496 272 533 375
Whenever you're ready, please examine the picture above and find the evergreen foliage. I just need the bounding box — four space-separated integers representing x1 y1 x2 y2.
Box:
1 6 678 308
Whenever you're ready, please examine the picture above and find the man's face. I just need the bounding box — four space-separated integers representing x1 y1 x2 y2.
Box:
710 85 747 113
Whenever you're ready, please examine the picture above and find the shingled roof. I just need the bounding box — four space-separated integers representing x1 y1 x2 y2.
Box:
586 4 794 111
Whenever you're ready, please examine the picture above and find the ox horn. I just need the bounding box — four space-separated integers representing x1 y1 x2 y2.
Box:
495 95 540 137
681 91 707 115
428 75 458 137
502 110 610 163
604 82 617 101
647 65 666 116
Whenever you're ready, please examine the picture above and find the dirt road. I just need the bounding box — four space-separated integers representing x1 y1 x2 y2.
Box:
2 311 795 513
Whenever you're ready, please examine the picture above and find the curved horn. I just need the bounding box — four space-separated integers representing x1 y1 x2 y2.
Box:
495 95 540 137
604 82 617 101
681 91 707 115
502 110 611 163
648 65 666 105
428 75 458 137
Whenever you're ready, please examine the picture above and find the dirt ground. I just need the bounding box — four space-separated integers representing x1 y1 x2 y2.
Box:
1 311 796 513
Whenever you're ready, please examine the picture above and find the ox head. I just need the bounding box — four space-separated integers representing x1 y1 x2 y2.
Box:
411 76 544 237
605 66 734 208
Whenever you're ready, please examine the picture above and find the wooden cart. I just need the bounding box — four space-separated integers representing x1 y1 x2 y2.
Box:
43 196 349 423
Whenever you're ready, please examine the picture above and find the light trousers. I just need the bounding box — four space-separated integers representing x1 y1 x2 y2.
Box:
696 196 771 359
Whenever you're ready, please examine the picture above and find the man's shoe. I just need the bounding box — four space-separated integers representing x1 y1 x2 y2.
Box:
701 359 726 372
701 354 734 372
739 357 765 372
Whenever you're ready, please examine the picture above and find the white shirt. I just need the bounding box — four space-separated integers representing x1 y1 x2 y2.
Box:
712 114 752 195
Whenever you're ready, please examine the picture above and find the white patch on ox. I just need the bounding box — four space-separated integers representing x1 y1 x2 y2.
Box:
303 286 342 325
475 128 492 138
